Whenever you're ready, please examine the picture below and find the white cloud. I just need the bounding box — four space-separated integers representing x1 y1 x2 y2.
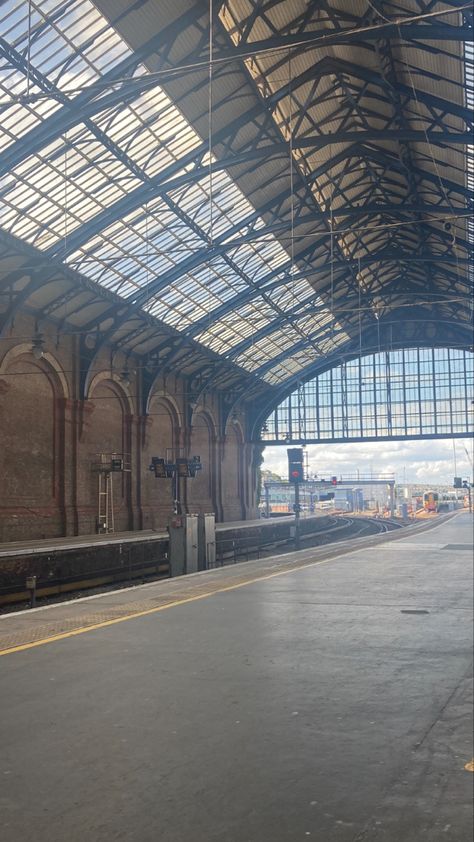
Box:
263 438 473 485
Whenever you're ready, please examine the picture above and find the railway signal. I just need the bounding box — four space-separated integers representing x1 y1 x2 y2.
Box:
287 448 304 484
149 454 202 514
287 448 304 550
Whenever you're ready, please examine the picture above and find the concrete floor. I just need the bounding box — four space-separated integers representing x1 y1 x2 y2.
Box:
0 514 472 841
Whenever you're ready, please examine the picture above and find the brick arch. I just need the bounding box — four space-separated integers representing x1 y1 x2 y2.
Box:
0 342 69 399
0 347 68 541
221 420 245 521
141 394 181 529
187 408 217 516
77 376 133 534
145 387 182 427
86 370 134 415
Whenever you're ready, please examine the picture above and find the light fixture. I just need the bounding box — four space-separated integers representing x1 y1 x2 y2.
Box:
31 333 44 360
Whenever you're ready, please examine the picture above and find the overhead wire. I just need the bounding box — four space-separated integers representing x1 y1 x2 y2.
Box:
26 0 32 99
4 3 471 106
288 50 296 311
395 20 466 287
1 0 471 386
207 0 214 338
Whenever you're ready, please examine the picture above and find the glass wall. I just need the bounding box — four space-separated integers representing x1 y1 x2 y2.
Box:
262 348 474 442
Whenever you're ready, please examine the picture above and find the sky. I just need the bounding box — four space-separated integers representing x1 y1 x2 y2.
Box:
262 437 474 486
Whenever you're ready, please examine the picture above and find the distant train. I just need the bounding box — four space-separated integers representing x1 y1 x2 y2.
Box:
423 491 463 513
423 491 439 512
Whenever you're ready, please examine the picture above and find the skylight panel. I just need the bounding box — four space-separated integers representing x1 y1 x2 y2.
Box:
1 127 143 248
147 257 248 329
234 328 303 372
262 354 315 385
93 84 202 177
195 309 272 354
67 199 205 295
0 0 363 385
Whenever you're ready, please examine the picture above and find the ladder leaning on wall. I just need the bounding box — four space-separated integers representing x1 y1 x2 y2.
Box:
98 469 115 533
92 453 131 533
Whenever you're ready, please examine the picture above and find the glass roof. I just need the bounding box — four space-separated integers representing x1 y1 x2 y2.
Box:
0 0 349 385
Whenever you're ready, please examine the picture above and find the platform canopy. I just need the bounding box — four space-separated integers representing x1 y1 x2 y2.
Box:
0 0 472 402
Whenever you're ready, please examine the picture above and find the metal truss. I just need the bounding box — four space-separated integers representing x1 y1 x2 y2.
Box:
258 347 474 444
0 0 471 396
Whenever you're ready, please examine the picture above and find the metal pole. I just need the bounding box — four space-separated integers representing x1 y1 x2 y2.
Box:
465 483 472 514
294 482 301 551
265 482 270 518
173 470 182 515
389 482 395 517
26 576 36 608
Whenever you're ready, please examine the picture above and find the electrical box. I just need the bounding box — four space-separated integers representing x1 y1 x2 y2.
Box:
168 514 199 576
198 513 216 570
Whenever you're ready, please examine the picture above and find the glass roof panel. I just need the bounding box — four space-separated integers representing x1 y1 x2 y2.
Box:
68 197 205 297
0 0 360 384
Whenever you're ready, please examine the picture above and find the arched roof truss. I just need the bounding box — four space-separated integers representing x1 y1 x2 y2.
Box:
0 0 471 403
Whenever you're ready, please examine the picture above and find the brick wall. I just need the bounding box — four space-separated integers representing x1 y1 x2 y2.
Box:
0 319 259 542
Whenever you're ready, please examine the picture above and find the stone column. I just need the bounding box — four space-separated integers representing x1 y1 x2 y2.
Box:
62 398 79 536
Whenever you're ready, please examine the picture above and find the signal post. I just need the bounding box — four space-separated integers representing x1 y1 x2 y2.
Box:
287 448 304 550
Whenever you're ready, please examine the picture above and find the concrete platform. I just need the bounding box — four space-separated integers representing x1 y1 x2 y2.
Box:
0 516 314 558
0 513 472 841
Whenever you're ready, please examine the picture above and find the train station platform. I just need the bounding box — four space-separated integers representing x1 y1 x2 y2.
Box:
1 513 472 841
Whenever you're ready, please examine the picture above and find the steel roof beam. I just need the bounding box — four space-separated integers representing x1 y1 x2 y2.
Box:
307 141 471 200
186 250 470 341
0 5 205 177
266 321 474 402
227 296 357 361
249 327 352 378
267 56 472 126
209 24 471 64
294 131 470 150
48 134 440 263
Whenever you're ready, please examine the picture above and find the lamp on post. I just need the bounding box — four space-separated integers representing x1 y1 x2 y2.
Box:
149 454 202 515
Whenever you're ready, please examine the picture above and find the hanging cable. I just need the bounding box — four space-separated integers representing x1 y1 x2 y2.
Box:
208 0 214 250
8 2 470 107
358 256 362 358
63 132 68 257
144 201 150 309
329 146 335 344
396 21 465 293
26 0 32 99
366 0 391 24
207 0 214 335
288 50 296 310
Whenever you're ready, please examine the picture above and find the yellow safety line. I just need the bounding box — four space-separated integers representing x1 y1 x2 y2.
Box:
0 556 334 657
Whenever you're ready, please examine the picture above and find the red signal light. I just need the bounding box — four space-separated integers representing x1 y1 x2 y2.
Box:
331 476 338 486
287 447 304 483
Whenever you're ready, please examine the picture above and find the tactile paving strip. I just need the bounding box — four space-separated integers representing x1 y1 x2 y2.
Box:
0 539 371 654
0 520 447 655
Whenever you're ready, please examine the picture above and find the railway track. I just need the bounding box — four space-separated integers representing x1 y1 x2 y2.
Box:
0 515 401 613
295 514 396 548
